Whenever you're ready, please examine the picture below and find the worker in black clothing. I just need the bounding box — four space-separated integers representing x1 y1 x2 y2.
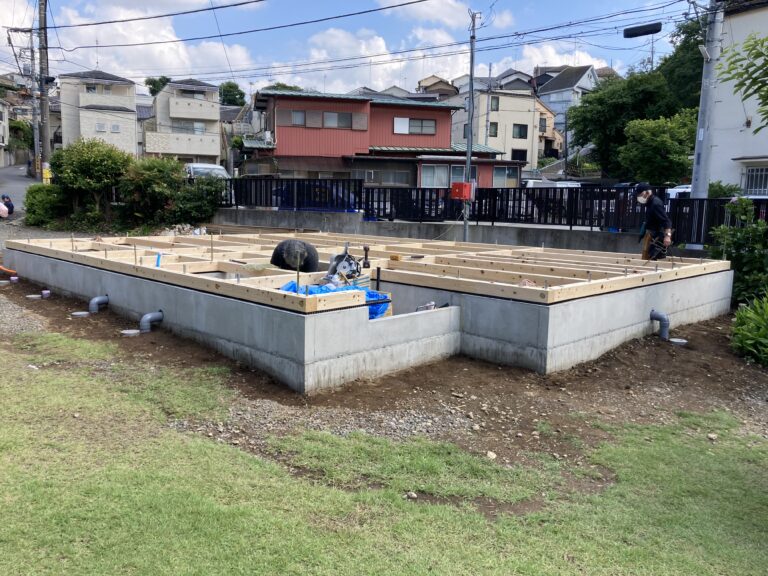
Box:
636 183 672 260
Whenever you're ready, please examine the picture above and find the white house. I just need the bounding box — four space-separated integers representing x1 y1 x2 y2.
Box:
705 1 768 194
535 65 598 138
58 70 138 155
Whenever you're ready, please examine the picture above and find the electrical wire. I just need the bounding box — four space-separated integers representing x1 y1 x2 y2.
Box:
31 0 269 31
51 0 433 52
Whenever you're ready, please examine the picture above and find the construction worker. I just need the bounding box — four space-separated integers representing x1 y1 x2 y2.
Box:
636 183 672 260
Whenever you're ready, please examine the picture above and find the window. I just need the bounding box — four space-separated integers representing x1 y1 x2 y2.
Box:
395 116 436 135
745 167 768 194
193 121 205 135
0 112 3 121
409 118 436 135
463 123 469 139
324 112 352 128
85 85 97 94
171 120 205 134
382 170 411 186
394 117 410 134
110 124 120 133
180 90 205 100
103 85 112 95
95 122 106 132
449 165 477 184
421 164 450 188
492 166 519 187
291 110 305 126
539 117 547 133
489 122 498 138
490 96 499 111
511 149 527 162
513 124 528 139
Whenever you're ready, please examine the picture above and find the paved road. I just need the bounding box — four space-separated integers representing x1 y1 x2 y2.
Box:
0 164 34 212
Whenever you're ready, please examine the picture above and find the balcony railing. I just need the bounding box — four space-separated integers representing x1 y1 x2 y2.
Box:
169 97 219 121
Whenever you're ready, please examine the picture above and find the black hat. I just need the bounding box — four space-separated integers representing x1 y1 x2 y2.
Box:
635 183 652 195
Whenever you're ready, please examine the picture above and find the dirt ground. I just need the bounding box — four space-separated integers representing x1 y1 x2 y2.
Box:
2 277 767 477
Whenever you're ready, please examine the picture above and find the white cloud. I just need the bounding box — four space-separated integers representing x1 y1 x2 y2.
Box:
376 0 470 29
0 1 36 76
491 10 514 29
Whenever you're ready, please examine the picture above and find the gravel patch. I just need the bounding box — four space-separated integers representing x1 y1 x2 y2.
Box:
0 292 48 334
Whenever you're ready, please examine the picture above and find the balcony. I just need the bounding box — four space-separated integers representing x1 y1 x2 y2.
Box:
144 131 220 157
169 97 219 121
79 93 135 111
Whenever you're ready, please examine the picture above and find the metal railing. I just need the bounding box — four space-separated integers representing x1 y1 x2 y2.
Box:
219 180 768 245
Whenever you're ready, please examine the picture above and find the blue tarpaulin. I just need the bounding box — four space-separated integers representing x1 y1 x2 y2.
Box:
279 282 390 319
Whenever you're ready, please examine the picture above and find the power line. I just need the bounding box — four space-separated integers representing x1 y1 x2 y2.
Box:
209 0 236 86
28 0 269 31
51 0 432 52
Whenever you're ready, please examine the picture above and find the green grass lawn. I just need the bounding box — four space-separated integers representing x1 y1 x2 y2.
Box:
1 333 766 575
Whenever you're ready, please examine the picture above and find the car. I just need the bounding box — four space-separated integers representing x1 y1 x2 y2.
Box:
666 184 692 200
184 163 231 179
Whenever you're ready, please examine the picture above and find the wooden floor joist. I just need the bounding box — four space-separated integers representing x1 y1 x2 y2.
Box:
5 232 729 311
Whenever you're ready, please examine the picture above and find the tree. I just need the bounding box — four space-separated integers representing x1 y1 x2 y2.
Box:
262 82 303 91
219 81 246 106
145 76 171 97
569 73 678 177
618 108 697 184
657 19 704 109
719 33 768 133
50 138 133 216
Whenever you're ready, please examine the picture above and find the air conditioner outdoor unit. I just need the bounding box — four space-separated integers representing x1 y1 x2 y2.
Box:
264 130 273 143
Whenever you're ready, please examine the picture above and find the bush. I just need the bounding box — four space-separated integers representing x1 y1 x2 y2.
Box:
709 198 768 304
732 294 768 366
50 138 133 218
163 177 224 226
118 157 186 226
23 184 68 227
708 180 742 199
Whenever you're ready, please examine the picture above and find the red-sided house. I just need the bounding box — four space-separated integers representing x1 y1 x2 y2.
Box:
245 89 523 188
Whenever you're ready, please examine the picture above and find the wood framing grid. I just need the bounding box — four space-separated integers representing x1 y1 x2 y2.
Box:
5 233 730 312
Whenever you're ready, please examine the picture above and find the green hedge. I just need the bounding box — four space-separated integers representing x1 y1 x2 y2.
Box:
23 184 68 227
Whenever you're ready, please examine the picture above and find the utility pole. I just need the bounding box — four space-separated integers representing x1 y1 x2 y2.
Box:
30 30 40 180
463 10 480 242
484 63 492 147
690 0 724 199
39 0 51 168
563 109 568 181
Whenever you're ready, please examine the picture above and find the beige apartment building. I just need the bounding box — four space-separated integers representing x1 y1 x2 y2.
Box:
143 79 221 164
58 70 137 155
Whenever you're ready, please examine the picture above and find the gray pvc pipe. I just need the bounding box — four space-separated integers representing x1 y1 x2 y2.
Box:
88 295 109 314
650 309 670 341
139 310 164 333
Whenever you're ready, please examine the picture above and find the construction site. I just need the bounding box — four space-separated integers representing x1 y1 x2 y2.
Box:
3 231 733 394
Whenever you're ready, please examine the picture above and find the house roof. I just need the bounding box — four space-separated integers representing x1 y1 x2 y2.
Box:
537 65 593 95
220 105 243 122
725 0 768 15
59 70 134 84
168 78 218 90
136 104 154 120
256 89 461 109
369 143 502 154
81 104 136 113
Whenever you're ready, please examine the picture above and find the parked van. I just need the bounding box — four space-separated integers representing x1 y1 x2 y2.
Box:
666 184 692 200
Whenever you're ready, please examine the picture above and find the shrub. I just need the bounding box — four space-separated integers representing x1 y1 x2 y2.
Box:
118 157 186 226
732 294 768 366
50 138 133 218
163 177 224 226
709 198 768 304
708 180 742 199
23 184 68 227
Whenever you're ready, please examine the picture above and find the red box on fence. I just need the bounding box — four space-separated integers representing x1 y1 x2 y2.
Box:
450 181 473 201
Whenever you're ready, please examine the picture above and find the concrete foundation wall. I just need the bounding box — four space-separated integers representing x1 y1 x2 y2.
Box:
5 250 460 394
215 208 707 255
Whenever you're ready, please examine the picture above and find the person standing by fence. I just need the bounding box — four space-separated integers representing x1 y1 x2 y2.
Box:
636 183 672 260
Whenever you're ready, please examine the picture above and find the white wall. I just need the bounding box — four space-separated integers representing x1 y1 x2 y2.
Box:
708 8 768 190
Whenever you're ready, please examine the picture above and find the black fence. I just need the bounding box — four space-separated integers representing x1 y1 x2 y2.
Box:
219 179 768 246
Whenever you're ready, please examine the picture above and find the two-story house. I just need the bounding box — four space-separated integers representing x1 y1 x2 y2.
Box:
0 99 11 167
58 70 138 155
143 78 221 164
535 65 598 138
245 89 523 188
702 0 768 194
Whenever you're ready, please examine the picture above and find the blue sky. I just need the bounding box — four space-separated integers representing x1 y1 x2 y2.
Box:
2 0 692 95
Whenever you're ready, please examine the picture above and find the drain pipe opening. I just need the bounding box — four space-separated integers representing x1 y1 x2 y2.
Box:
139 310 164 333
650 309 670 341
89 295 109 314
